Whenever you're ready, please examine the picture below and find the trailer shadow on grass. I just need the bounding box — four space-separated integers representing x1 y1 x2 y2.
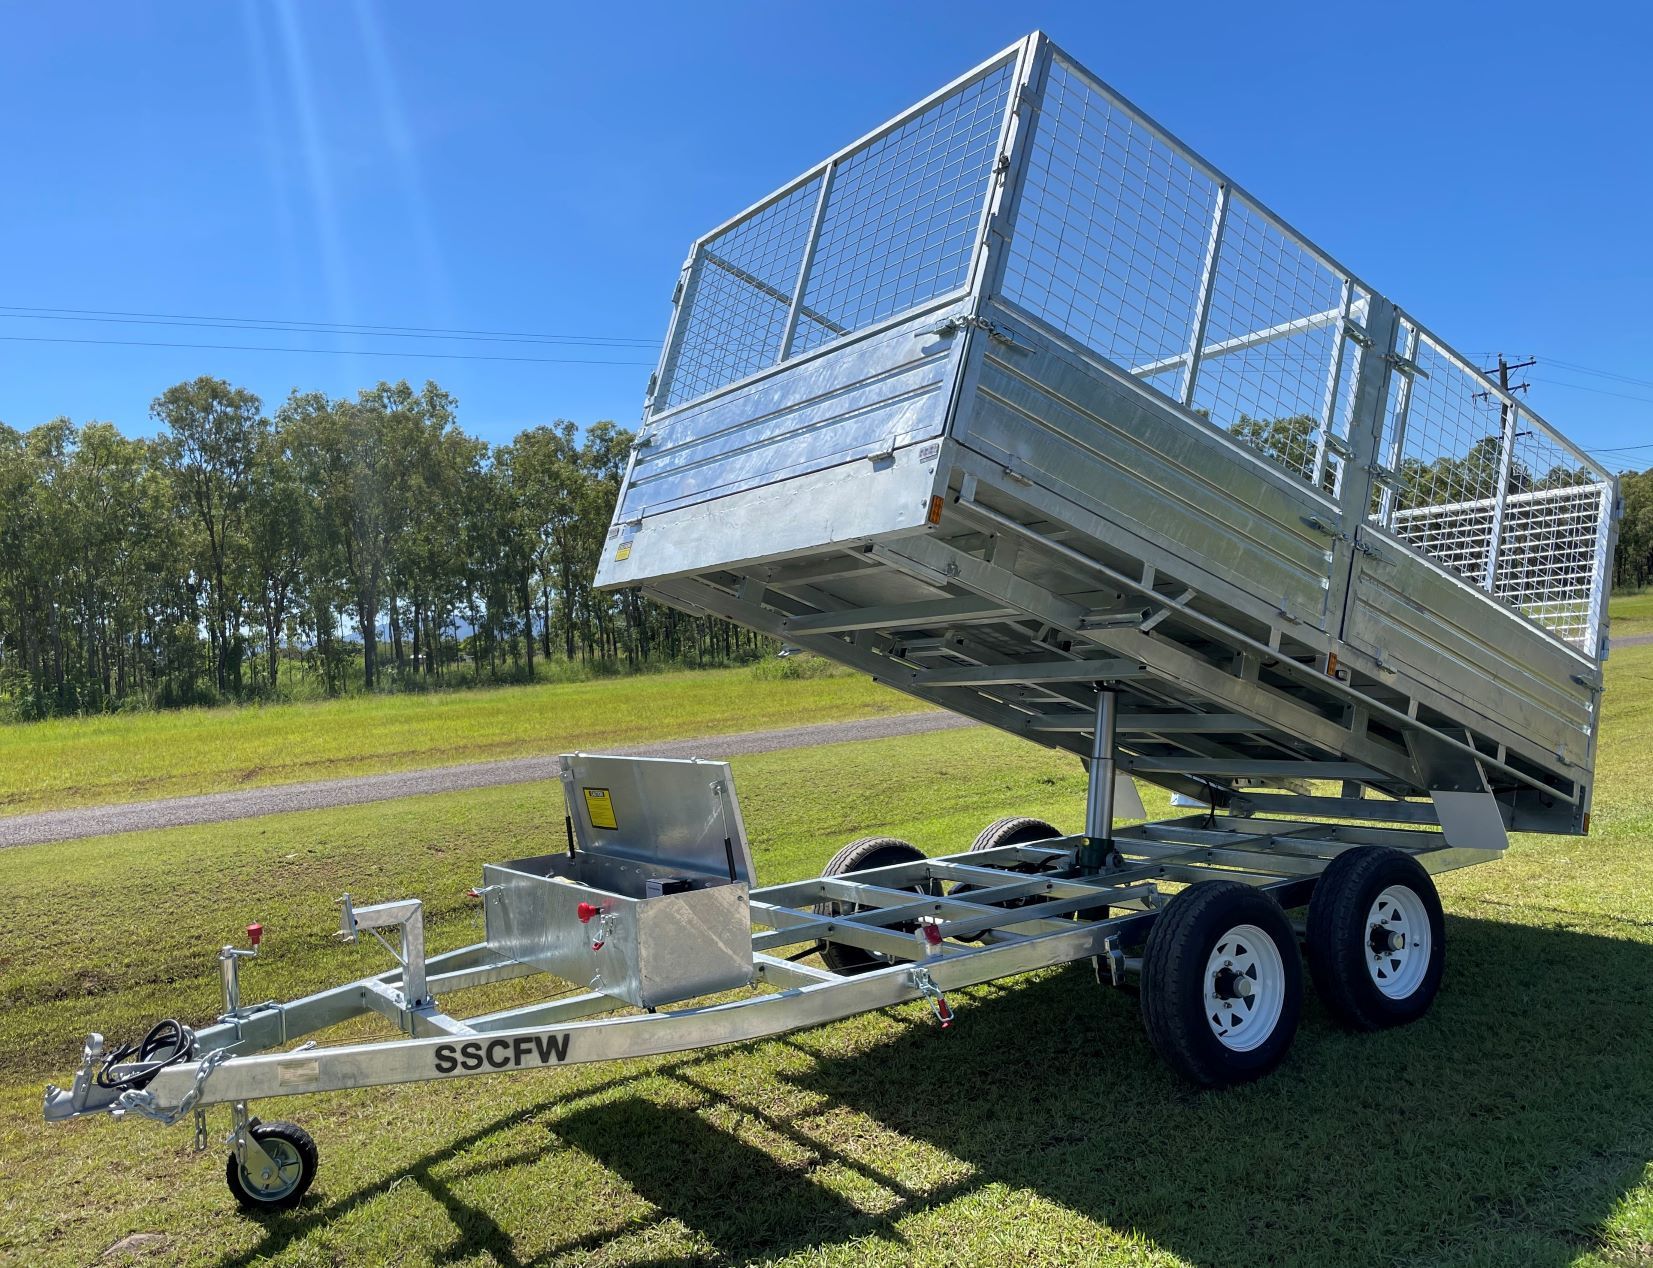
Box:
218 912 1653 1267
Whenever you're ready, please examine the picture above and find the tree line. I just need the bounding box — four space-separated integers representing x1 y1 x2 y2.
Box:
3 386 1646 721
0 376 767 720
1615 467 1653 592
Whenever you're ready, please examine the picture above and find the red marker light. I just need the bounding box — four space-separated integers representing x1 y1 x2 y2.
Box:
922 924 942 946
576 902 599 924
246 922 264 948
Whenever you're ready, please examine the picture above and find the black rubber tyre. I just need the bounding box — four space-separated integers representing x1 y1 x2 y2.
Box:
1140 881 1303 1087
953 817 1064 909
225 1119 317 1211
815 837 934 974
1307 846 1445 1032
970 816 1062 855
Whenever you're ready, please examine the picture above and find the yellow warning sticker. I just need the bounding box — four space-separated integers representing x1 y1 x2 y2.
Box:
614 542 632 561
582 787 618 830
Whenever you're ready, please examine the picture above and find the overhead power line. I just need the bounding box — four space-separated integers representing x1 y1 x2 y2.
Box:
1531 376 1653 407
1540 356 1653 392
0 305 658 348
0 333 654 366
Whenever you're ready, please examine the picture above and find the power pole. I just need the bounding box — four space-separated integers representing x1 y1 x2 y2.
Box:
1484 353 1535 401
1476 351 1536 458
1474 352 1533 401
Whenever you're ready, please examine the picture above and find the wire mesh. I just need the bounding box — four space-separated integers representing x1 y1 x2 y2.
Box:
1002 58 1219 380
1381 336 1612 650
1187 196 1346 488
1001 57 1352 494
654 57 1014 411
1492 410 1613 648
791 60 1013 356
656 177 823 410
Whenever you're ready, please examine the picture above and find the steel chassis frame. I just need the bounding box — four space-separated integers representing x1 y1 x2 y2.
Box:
46 818 1495 1130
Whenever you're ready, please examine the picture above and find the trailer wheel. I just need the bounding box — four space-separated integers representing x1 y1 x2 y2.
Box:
1140 881 1302 1087
1307 846 1444 1031
970 816 1062 856
225 1119 317 1211
815 837 935 974
952 817 1065 910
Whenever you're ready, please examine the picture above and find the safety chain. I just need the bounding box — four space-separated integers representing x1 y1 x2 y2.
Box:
113 1048 228 1127
909 967 954 1029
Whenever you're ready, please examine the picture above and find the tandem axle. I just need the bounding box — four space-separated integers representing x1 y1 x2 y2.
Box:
45 752 1487 1211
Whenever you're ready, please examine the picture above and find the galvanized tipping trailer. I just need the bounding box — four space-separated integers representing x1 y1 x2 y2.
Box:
46 32 1620 1211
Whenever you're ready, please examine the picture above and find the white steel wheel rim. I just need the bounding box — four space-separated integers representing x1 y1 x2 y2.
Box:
242 1138 304 1199
1203 923 1286 1052
1366 884 1431 999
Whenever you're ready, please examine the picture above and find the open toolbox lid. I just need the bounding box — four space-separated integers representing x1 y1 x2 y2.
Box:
558 753 757 887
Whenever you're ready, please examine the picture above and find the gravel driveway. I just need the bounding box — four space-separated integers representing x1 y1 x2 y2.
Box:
0 711 977 850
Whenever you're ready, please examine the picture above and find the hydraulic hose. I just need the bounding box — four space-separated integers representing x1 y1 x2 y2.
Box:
94 1019 196 1093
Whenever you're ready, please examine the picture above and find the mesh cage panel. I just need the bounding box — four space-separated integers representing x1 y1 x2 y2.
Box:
1384 336 1518 585
1381 337 1612 651
654 57 1014 412
1002 59 1219 377
1493 412 1612 648
1002 59 1354 494
1189 197 1345 489
657 177 822 410
791 61 1014 355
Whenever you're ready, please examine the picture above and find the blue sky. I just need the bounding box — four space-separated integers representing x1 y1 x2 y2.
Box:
3 1 1649 469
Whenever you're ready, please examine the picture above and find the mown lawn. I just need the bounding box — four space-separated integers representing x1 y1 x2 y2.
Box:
0 649 1649 1266
1 594 1641 819
1612 590 1653 641
0 665 923 817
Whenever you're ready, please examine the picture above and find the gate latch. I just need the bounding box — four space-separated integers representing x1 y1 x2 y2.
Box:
1300 514 1347 542
927 315 1016 346
910 967 953 1029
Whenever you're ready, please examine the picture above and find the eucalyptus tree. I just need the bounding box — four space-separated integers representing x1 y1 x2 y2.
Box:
152 377 265 694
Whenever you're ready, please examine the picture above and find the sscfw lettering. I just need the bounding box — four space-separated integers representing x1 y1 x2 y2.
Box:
432 1034 571 1074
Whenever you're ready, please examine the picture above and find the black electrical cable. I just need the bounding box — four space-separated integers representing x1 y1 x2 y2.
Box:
94 1018 196 1093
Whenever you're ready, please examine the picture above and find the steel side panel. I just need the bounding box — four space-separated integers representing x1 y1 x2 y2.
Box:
618 308 967 525
953 302 1338 632
1342 530 1594 767
481 862 752 1010
596 441 942 590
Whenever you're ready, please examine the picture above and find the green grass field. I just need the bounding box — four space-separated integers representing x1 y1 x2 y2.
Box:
1 643 1650 1266
0 592 1641 823
1613 591 1653 641
0 665 923 817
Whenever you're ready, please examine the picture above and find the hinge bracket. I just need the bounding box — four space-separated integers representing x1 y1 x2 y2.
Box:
1386 353 1429 380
